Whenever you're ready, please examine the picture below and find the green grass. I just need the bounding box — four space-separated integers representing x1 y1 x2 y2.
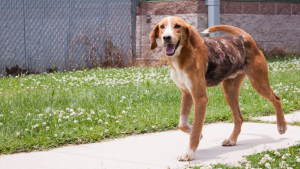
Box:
191 142 300 169
0 56 300 154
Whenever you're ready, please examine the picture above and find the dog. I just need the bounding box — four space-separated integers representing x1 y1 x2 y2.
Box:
149 16 287 161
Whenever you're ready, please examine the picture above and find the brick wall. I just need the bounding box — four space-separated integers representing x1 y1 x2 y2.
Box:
136 1 300 59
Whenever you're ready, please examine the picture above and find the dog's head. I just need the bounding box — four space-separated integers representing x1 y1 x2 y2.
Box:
149 16 198 57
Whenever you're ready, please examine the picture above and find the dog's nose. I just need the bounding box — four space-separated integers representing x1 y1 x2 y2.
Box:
163 35 171 42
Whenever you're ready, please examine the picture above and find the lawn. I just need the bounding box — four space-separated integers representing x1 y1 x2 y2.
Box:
0 56 299 154
192 143 300 169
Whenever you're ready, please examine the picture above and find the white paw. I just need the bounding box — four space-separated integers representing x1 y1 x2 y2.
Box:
222 139 236 146
277 125 287 135
177 149 195 161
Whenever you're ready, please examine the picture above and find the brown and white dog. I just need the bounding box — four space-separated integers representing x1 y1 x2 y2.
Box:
149 16 287 161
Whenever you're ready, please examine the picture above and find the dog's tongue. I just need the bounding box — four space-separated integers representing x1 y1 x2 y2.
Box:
165 44 175 54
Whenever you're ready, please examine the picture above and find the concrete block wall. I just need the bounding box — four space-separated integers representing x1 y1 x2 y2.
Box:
136 1 300 59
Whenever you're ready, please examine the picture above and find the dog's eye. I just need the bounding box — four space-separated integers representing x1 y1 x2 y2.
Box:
174 24 181 28
160 25 165 29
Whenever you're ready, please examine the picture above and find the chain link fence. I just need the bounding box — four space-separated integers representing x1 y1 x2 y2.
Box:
0 0 135 76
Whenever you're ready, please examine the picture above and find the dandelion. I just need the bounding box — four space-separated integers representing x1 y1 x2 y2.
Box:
54 134 57 137
90 127 93 131
46 126 50 131
98 119 103 123
74 120 78 124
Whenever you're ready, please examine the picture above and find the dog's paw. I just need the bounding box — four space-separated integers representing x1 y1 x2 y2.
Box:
200 133 203 140
177 150 195 161
277 125 287 135
222 139 236 146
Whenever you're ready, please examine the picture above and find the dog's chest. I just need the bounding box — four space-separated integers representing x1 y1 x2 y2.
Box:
170 61 192 92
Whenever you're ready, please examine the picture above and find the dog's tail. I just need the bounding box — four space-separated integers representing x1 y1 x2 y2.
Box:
201 25 254 42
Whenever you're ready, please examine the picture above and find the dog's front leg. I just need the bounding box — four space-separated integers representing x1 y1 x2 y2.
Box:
178 91 193 133
178 79 208 161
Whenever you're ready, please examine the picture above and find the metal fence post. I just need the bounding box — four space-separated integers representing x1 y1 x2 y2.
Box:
205 0 220 37
131 0 139 60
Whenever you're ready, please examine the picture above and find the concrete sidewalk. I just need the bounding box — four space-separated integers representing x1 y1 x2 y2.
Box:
253 111 300 123
0 122 299 169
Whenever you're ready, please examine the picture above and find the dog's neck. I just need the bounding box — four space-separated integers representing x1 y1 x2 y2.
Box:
167 41 196 71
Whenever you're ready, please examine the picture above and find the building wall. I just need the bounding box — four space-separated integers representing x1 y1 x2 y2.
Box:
136 1 300 59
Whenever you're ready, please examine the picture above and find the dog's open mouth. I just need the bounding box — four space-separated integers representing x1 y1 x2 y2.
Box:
165 40 180 56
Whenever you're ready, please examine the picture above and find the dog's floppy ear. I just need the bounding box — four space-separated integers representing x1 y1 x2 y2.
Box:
150 24 159 50
186 24 200 49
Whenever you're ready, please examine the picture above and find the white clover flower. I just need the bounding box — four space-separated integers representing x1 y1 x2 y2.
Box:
0 114 4 117
16 132 20 136
42 122 46 126
91 110 95 115
274 151 281 157
59 114 62 118
25 128 29 131
70 112 76 116
77 108 81 112
58 119 62 122
122 111 126 114
65 116 70 119
119 115 122 118
38 114 44 117
10 111 14 114
103 110 106 112
245 163 251 168
265 163 271 169
74 120 78 124
152 126 155 128
54 134 57 137
282 155 286 160
0 122 3 126
98 119 103 123
87 117 91 121
105 129 108 133
62 132 64 135
70 109 74 112
105 122 108 125
66 108 70 111
46 126 50 131
297 158 300 163
107 115 110 117
116 121 119 123
90 127 93 131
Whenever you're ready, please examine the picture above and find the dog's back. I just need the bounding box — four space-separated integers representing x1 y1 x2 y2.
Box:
204 35 249 87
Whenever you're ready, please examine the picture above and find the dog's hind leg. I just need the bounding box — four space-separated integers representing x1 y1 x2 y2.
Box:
221 72 246 146
246 51 287 134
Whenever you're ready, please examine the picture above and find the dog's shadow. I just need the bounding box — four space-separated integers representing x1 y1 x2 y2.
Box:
193 134 288 162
